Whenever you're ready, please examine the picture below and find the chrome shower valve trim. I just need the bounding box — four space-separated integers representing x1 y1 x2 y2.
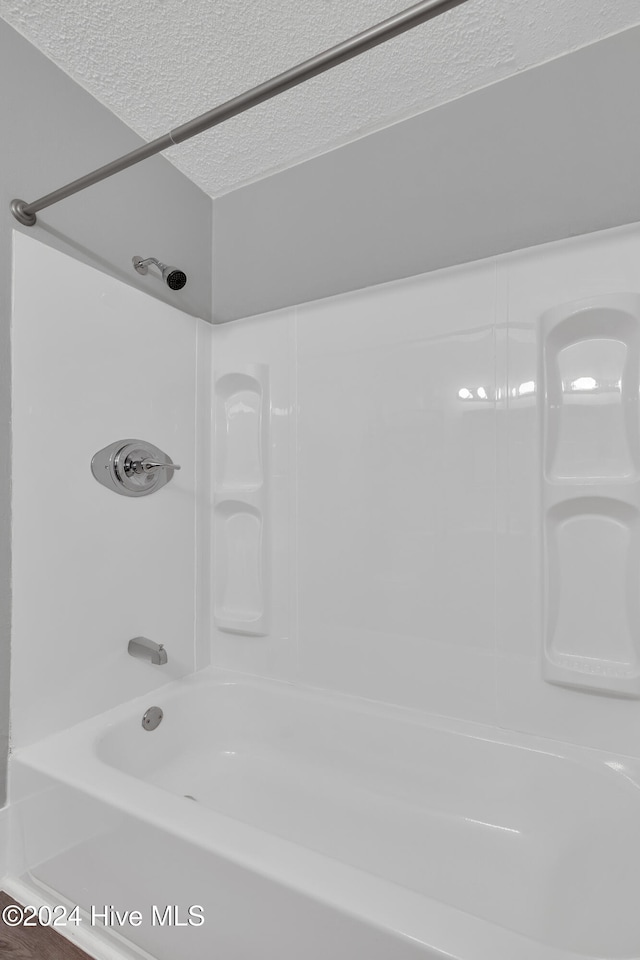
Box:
91 439 180 497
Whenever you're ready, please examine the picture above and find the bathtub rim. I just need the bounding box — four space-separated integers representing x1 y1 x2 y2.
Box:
11 665 640 960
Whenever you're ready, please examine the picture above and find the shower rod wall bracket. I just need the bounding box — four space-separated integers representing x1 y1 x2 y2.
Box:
8 0 470 226
91 439 180 498
11 199 37 227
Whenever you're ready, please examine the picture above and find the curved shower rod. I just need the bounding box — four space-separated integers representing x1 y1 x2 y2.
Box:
11 0 471 226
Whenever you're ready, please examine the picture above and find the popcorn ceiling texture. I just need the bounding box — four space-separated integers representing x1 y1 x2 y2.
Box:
1 0 639 198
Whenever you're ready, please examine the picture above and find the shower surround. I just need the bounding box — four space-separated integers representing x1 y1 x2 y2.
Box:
8 221 640 958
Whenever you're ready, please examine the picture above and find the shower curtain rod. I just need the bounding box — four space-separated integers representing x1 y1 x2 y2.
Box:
11 0 471 226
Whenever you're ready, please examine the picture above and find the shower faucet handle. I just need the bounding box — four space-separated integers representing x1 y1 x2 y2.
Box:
136 458 182 473
122 455 181 477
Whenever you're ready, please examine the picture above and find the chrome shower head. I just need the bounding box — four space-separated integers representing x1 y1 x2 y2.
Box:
163 266 187 290
133 256 187 290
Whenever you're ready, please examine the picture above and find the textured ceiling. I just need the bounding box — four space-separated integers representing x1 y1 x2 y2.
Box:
2 0 640 198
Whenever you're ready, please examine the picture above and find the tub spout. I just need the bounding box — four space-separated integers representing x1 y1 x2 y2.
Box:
128 636 168 665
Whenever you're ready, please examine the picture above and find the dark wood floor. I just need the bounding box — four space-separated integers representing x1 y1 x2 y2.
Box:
0 892 94 959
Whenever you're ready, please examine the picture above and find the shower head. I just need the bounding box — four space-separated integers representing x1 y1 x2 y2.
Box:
133 256 187 290
163 266 187 290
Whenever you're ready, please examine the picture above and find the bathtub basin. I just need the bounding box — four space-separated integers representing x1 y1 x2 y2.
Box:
11 668 640 959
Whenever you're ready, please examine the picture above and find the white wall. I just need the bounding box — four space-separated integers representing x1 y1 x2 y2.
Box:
0 17 213 809
212 220 640 758
296 262 497 723
11 233 206 748
14 221 640 759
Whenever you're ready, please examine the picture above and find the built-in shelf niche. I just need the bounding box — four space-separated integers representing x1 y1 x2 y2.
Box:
541 293 640 697
214 365 269 637
215 371 265 493
214 501 265 635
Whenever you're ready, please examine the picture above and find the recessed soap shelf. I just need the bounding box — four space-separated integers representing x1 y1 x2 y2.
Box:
213 365 269 637
541 293 640 697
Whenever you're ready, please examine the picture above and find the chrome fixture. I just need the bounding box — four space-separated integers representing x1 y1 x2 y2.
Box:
129 637 168 666
91 439 180 498
133 256 187 291
10 0 470 226
142 706 164 731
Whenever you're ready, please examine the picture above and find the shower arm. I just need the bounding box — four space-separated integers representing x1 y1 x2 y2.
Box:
10 0 471 226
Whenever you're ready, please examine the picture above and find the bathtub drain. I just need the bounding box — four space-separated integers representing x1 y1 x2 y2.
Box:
141 706 163 731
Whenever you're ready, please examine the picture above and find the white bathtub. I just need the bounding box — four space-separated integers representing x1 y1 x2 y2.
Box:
11 668 640 960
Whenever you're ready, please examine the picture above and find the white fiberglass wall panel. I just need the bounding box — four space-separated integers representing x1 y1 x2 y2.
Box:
11 232 201 747
213 221 640 757
539 296 640 696
211 309 296 679
497 221 640 754
296 262 498 722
